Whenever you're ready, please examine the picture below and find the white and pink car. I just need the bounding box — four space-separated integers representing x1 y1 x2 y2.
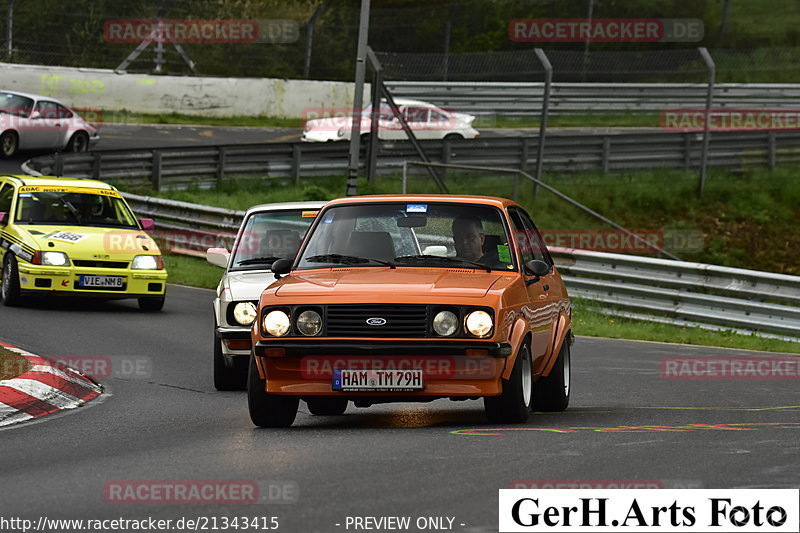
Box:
301 98 479 143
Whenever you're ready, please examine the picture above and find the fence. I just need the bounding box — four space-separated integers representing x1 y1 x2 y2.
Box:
23 130 800 190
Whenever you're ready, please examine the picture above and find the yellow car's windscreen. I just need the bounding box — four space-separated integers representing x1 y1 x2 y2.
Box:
15 188 137 228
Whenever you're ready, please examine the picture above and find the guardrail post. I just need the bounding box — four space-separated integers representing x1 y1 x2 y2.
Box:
768 131 777 169
520 138 529 171
601 136 611 174
92 152 101 179
151 150 162 191
533 48 552 196
697 47 716 198
441 138 451 180
292 144 302 185
54 153 63 177
216 147 226 188
684 135 692 170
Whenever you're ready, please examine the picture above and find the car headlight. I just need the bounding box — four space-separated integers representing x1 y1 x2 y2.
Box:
432 310 459 336
263 310 290 337
296 309 322 336
131 255 162 270
42 251 70 266
232 302 258 326
465 310 493 338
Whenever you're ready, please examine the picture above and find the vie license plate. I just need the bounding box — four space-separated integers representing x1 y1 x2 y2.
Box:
332 369 423 392
79 275 123 288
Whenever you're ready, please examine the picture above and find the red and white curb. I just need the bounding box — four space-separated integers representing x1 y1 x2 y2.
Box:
0 341 103 427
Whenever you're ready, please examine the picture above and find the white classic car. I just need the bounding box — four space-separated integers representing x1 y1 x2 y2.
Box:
301 98 479 143
206 201 325 390
0 90 100 157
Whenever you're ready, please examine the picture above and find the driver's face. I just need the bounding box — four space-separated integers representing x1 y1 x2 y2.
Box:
453 221 484 260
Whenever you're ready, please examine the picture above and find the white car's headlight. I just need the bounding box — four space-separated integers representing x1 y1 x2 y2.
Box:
232 302 258 326
42 251 70 266
131 255 161 270
432 310 459 336
296 309 322 336
465 310 493 338
263 310 291 337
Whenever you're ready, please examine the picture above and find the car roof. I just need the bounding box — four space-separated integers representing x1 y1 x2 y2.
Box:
1 175 117 190
244 201 327 216
0 90 63 105
323 194 518 210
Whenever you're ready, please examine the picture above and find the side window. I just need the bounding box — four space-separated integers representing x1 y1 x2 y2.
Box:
35 101 56 118
0 184 14 215
403 107 429 123
508 208 551 268
55 104 73 119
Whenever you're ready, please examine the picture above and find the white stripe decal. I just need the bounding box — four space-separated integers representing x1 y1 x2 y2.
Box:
29 364 101 391
0 379 83 409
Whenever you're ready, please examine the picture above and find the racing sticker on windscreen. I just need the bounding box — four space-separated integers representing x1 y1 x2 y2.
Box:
406 204 428 213
48 231 87 243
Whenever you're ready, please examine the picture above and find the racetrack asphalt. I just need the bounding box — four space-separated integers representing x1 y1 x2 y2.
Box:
0 285 797 532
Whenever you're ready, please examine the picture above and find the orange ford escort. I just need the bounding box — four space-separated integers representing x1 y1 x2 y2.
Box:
248 195 573 427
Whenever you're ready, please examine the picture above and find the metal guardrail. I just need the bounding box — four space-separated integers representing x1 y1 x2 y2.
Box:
550 247 800 341
23 130 800 190
385 82 800 116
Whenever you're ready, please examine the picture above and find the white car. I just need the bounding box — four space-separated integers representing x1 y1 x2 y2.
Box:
301 98 479 142
206 201 325 390
0 90 100 157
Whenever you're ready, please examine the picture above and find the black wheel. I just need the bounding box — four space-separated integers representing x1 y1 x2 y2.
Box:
1 254 22 306
67 131 90 153
484 342 533 423
213 335 248 391
1 131 18 158
247 352 299 428
306 397 348 416
533 338 571 412
443 133 463 141
138 296 165 312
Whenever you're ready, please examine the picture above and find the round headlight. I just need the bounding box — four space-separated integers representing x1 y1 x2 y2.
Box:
296 310 322 336
465 310 493 338
131 255 159 270
232 302 258 326
432 310 459 336
263 310 290 337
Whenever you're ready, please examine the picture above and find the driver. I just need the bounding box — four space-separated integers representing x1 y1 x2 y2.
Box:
77 195 105 220
451 215 498 264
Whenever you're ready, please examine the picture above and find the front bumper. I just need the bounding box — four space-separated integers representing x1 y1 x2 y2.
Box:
16 263 167 298
254 339 511 397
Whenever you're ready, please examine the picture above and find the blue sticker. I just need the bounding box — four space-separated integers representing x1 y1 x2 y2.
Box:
18 193 32 197
406 204 427 213
323 215 334 224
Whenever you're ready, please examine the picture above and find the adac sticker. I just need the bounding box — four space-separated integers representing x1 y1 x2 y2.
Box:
323 215 334 224
406 204 427 213
48 231 87 243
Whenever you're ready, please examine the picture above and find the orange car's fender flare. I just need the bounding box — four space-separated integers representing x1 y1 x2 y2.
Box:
539 311 572 378
501 317 531 381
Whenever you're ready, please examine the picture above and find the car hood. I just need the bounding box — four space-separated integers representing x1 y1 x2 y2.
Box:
274 268 506 299
224 270 276 301
17 225 160 260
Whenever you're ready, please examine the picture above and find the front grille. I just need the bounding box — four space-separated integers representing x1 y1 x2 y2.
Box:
73 260 129 269
326 305 428 338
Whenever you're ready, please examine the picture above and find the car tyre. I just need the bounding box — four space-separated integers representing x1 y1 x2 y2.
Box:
138 296 165 312
66 131 90 153
1 131 18 158
306 397 348 416
533 338 571 412
213 335 247 391
247 352 299 428
1 254 22 307
483 341 533 423
443 133 463 141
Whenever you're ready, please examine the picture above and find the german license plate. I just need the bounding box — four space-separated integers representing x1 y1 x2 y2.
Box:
332 369 424 392
79 275 123 288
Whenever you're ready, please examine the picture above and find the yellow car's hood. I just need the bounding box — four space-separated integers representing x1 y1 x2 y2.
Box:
18 225 160 260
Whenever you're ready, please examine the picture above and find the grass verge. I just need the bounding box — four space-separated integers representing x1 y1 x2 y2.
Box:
164 254 223 290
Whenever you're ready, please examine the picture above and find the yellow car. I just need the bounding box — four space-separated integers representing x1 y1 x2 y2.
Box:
0 175 167 311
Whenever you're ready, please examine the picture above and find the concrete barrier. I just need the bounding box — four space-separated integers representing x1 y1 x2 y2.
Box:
0 61 366 119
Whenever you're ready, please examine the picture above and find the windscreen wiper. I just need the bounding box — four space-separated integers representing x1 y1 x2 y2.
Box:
237 256 283 266
394 254 492 272
305 254 396 269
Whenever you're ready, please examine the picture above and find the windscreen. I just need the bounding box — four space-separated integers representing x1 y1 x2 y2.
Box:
230 209 319 271
0 92 34 117
15 186 137 228
296 202 516 271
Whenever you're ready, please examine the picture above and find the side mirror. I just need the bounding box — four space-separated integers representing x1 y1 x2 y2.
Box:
0 212 7 225
206 247 230 268
30 111 41 120
271 258 293 279
525 259 551 277
139 218 155 230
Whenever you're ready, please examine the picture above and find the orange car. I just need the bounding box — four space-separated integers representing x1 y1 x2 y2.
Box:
248 195 573 427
